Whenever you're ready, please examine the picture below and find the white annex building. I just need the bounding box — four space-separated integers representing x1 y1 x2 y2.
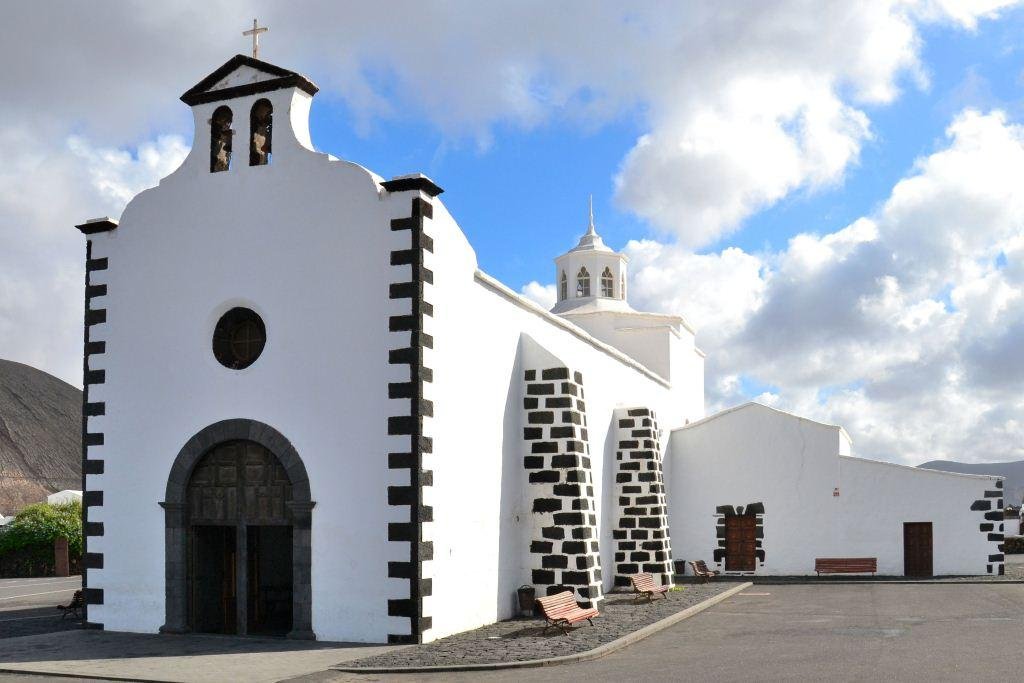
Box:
76 55 1007 644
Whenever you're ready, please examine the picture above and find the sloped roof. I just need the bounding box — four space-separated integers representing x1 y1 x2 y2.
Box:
676 401 852 443
180 54 318 106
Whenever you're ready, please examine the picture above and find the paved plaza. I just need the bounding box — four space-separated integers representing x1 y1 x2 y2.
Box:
0 572 1023 681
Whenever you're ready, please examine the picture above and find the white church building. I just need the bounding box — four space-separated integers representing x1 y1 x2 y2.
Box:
75 55 1007 644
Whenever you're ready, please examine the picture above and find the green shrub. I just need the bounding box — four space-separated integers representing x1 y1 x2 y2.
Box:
0 501 82 556
1004 536 1024 554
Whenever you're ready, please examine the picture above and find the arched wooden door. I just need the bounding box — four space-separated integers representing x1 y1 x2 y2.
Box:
186 440 294 635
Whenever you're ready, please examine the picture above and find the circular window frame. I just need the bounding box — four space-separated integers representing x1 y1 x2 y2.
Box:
212 307 266 370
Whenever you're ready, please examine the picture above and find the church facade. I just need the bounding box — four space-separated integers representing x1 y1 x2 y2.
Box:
76 56 1006 644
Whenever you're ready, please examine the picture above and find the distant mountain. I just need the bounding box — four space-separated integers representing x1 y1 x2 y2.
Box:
918 459 1024 507
0 359 81 515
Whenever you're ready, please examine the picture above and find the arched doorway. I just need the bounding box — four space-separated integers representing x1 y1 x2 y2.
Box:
160 420 314 639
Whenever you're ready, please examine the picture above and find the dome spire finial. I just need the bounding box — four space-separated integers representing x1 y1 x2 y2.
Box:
587 194 596 236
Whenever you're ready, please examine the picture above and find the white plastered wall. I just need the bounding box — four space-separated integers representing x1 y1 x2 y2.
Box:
667 403 1002 576
420 199 704 640
85 83 418 642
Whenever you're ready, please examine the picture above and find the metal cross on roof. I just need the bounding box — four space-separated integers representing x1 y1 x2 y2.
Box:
243 19 268 59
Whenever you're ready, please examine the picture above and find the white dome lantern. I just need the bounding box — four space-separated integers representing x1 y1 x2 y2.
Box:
550 197 631 315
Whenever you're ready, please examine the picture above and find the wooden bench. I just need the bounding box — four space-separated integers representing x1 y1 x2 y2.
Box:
536 590 599 634
57 590 84 620
815 558 877 576
689 560 720 582
630 572 670 601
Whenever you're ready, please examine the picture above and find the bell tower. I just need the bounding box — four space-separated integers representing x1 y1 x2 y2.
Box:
175 54 320 177
551 197 631 315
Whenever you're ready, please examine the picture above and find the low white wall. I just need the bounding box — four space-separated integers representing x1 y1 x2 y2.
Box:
668 403 1002 576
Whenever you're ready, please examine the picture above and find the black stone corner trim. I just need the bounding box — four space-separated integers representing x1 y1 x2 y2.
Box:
76 218 118 235
385 190 437 644
382 175 444 197
81 238 108 628
971 489 1005 574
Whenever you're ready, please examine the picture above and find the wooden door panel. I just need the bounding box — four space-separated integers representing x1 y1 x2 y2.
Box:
904 522 933 577
725 515 757 571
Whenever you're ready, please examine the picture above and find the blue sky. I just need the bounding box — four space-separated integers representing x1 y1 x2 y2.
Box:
304 6 1024 289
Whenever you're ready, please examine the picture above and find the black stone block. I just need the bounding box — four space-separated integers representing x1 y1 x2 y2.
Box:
542 367 570 380
530 540 553 553
561 571 589 585
523 456 544 469
638 517 660 529
985 511 1005 521
533 498 563 513
561 541 586 554
550 426 576 439
716 505 735 515
616 473 632 483
527 383 556 395
532 569 554 584
623 485 642 494
529 470 560 484
612 530 626 540
542 526 565 540
529 411 555 424
619 517 636 528
988 533 1004 542
542 555 569 569
638 472 657 482
546 397 573 408
971 500 992 511
980 523 994 532
524 370 536 381
631 530 649 540
531 441 559 454
621 462 641 471
523 398 539 410
554 512 585 525
630 551 651 562
989 554 1004 562
617 563 639 574
551 455 581 468
554 483 581 497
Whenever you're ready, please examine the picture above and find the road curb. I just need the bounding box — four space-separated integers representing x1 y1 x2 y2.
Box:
333 581 753 675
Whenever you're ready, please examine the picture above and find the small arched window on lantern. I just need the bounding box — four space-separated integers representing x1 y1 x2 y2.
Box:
601 267 614 297
210 106 233 173
560 271 568 301
249 99 273 166
577 267 590 298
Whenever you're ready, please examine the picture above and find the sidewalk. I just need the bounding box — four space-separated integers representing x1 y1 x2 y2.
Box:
0 630 400 683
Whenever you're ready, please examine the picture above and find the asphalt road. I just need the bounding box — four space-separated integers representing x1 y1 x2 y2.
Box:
323 583 1024 683
0 576 81 639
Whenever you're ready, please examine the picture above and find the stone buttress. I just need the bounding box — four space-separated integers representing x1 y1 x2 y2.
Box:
521 367 603 608
611 407 673 587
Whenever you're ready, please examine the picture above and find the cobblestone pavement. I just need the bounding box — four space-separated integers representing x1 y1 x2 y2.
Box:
0 577 82 639
344 584 731 669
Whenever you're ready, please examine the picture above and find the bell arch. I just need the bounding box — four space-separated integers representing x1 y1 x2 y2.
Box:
160 419 315 639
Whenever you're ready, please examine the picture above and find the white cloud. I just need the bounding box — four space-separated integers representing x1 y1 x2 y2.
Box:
520 281 557 310
0 130 188 386
627 109 1024 466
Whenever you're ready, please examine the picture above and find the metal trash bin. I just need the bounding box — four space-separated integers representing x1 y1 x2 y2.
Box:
517 585 536 617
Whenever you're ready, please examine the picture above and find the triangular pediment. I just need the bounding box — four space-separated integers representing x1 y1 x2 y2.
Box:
180 54 318 106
